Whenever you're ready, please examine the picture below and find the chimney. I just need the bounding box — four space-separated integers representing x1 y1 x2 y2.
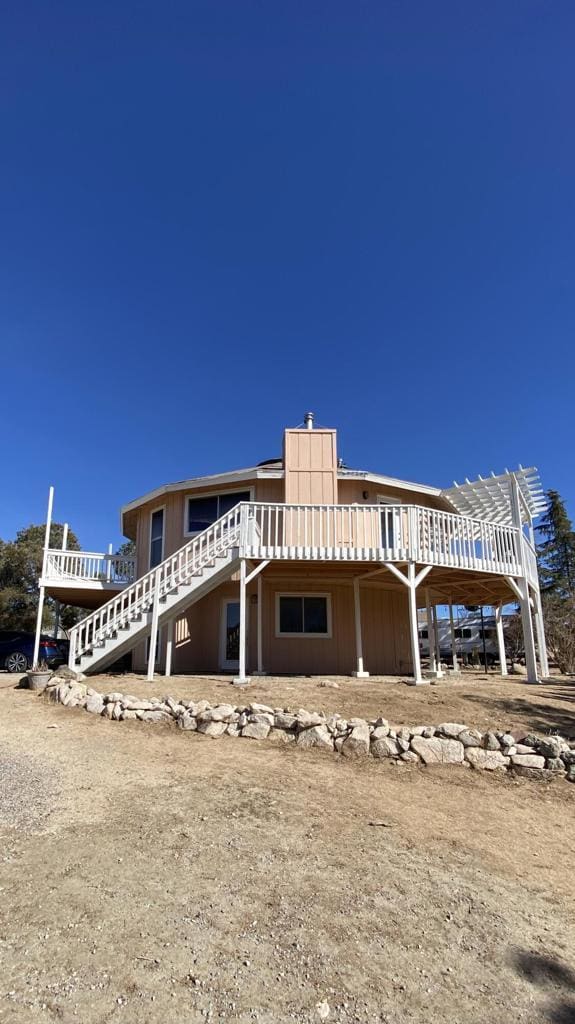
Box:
304 411 314 430
283 415 338 504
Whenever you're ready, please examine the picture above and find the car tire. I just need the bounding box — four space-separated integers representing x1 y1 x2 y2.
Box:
6 651 29 673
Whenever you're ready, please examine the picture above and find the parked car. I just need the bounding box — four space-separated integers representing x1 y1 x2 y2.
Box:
0 631 66 673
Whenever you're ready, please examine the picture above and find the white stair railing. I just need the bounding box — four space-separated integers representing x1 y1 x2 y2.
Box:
44 550 137 584
70 503 243 664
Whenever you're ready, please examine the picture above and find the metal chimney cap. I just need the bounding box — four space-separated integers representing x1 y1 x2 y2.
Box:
304 411 315 430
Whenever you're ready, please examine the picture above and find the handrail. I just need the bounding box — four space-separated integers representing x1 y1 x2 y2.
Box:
43 549 137 585
70 503 243 663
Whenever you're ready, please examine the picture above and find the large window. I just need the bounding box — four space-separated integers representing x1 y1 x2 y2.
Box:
186 491 252 534
150 508 164 568
276 594 331 638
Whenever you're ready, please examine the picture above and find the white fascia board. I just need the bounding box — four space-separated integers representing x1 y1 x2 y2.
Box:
120 466 281 524
338 470 442 497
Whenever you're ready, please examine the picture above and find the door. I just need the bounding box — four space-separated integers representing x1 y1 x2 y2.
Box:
378 496 402 552
220 600 240 670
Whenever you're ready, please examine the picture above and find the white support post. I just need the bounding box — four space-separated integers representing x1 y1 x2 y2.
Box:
352 576 369 678
165 617 174 678
495 604 508 677
533 589 549 678
147 573 160 681
448 602 459 673
33 486 54 668
432 605 444 678
53 523 69 640
107 542 113 582
425 589 436 674
407 563 427 686
233 558 249 685
254 573 266 675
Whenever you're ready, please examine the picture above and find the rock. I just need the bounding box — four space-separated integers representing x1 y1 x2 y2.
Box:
437 722 467 739
458 729 483 748
141 710 172 724
319 680 339 689
397 737 410 752
122 700 158 712
514 744 537 755
511 662 527 676
103 702 114 719
249 702 275 714
274 712 298 730
371 725 390 740
112 702 123 721
397 727 412 742
411 725 428 737
178 713 198 731
61 683 88 706
197 720 227 737
334 736 346 753
482 732 500 751
371 735 400 758
86 694 105 715
511 754 546 768
242 722 270 740
410 737 464 765
248 712 274 727
400 750 420 763
545 758 566 772
316 999 330 1020
296 710 324 728
465 748 510 771
226 723 241 737
52 665 86 682
422 726 435 738
296 725 334 752
342 722 370 758
267 727 296 744
520 733 540 748
197 704 236 723
121 709 138 720
500 733 516 747
538 736 569 758
561 750 575 766
512 766 557 781
567 765 575 782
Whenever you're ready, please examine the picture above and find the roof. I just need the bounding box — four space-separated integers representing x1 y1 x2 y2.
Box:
442 467 546 526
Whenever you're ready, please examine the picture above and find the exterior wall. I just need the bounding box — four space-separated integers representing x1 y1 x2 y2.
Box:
284 429 338 504
133 576 412 677
338 478 446 510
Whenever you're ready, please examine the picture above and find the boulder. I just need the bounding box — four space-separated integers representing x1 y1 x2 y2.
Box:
410 737 464 766
371 736 400 759
400 750 420 763
538 736 569 759
105 692 124 703
482 732 501 751
296 710 324 728
122 700 158 712
342 722 370 758
61 683 88 706
458 729 483 748
267 727 296 745
226 723 241 737
465 748 510 771
249 702 275 715
121 709 138 720
274 712 298 730
197 704 236 723
241 722 270 740
86 694 105 715
545 758 566 772
52 665 86 682
371 725 391 740
197 720 227 737
296 725 334 752
437 722 467 739
511 754 546 768
141 709 172 724
248 712 275 727
178 713 198 731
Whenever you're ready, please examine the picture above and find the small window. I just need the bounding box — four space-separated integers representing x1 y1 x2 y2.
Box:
150 508 164 568
455 628 472 639
186 491 251 534
276 594 331 637
418 629 428 640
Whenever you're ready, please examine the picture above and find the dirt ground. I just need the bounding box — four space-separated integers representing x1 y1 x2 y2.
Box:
1 674 574 1024
85 669 575 740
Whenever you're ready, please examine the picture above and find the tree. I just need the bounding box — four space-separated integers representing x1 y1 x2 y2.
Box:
536 490 575 598
0 523 82 632
541 594 575 675
115 539 136 557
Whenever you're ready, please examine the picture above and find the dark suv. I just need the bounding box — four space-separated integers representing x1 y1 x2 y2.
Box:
0 631 66 673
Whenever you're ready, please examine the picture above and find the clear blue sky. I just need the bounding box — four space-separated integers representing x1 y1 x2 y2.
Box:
1 1 573 551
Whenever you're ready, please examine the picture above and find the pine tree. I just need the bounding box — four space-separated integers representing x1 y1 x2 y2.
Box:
536 490 575 597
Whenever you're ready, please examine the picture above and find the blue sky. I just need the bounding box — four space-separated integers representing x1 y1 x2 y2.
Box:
1 1 573 550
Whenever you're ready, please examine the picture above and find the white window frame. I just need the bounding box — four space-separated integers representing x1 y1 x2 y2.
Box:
275 592 332 639
183 486 255 538
149 505 165 569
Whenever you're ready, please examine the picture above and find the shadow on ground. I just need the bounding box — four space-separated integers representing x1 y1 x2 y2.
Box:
463 678 575 738
512 949 575 1023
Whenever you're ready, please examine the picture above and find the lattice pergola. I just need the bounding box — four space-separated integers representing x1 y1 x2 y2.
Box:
442 467 547 526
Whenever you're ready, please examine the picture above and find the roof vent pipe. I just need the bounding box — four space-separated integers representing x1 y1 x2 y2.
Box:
304 411 314 430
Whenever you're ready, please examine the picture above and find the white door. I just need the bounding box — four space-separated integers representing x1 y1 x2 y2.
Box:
378 496 402 552
220 600 240 670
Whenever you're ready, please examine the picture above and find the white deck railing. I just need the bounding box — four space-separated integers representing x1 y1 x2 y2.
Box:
43 549 137 586
70 505 243 662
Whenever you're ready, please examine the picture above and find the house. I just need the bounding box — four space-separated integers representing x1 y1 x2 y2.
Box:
38 413 548 685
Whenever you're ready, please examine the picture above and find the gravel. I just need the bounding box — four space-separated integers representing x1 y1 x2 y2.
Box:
0 751 59 832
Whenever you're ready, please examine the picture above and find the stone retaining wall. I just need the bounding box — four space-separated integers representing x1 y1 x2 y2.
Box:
42 679 575 782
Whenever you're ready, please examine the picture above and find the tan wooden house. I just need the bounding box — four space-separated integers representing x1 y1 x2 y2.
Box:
38 414 548 685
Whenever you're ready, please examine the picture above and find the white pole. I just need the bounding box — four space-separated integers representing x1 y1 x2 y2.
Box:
407 563 427 685
256 573 264 674
495 604 508 676
432 605 444 678
147 573 160 681
33 486 54 667
533 590 549 678
352 577 369 677
518 579 539 684
107 542 113 582
53 521 69 639
235 558 249 684
448 601 459 673
165 617 174 677
425 588 436 674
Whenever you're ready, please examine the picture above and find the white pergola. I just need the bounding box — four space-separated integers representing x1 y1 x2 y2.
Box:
442 467 546 527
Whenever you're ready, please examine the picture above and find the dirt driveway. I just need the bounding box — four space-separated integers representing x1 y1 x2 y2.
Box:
1 677 574 1024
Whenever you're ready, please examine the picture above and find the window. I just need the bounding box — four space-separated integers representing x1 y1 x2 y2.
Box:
186 491 252 534
418 629 428 639
150 508 164 568
276 594 331 637
455 628 472 639
480 628 496 640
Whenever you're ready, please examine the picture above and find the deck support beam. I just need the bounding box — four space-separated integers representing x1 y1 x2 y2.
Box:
448 601 459 673
432 605 444 678
352 576 369 678
147 574 160 681
33 486 54 669
505 575 539 684
495 603 507 676
165 617 174 678
253 572 266 676
233 558 250 685
383 562 432 685
533 589 549 678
